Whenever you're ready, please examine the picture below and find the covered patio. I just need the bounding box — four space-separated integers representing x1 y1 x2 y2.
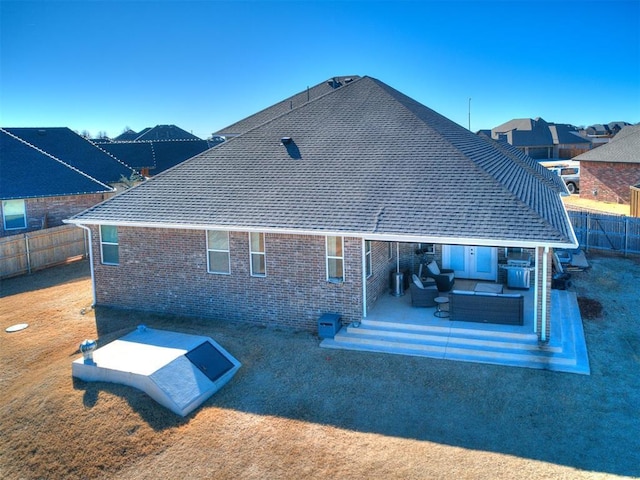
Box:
321 279 590 374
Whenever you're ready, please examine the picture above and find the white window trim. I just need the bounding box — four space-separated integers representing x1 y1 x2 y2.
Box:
2 199 26 230
99 225 119 266
206 230 231 274
249 232 266 277
326 236 345 283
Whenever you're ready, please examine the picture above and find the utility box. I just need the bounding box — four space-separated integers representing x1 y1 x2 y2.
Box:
318 313 341 339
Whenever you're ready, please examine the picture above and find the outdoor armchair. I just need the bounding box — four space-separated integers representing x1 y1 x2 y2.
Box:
424 260 455 292
410 274 438 307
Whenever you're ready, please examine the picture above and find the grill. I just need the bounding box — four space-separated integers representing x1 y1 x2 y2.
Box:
500 254 534 289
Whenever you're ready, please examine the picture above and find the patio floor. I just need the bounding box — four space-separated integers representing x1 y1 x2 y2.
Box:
321 280 590 374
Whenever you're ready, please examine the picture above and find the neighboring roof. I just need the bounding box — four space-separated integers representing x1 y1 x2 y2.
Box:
96 142 156 170
215 76 360 137
3 127 138 184
548 124 591 145
112 129 139 141
574 124 640 164
68 76 576 248
491 118 554 147
113 125 201 142
0 129 112 200
97 139 212 174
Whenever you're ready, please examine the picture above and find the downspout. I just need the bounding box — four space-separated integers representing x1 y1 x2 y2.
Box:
361 238 367 319
541 246 549 342
78 224 96 307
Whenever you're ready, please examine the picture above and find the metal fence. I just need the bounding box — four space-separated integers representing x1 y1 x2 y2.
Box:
0 225 87 279
568 211 640 254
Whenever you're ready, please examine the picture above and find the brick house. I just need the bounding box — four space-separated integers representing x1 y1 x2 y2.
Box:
1 127 137 237
66 76 578 343
574 124 640 204
491 117 591 160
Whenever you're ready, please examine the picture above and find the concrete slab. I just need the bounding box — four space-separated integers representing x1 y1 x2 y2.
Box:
72 326 241 416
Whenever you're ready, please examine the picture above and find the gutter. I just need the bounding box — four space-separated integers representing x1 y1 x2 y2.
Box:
64 219 578 250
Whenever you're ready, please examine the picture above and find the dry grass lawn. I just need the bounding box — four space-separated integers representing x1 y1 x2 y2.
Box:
1 253 639 479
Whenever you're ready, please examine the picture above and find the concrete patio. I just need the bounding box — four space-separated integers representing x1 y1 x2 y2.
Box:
321 280 590 374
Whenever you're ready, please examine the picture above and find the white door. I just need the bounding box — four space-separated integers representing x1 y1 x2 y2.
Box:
442 245 498 281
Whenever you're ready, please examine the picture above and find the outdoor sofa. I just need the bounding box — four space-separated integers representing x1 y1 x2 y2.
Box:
448 290 524 325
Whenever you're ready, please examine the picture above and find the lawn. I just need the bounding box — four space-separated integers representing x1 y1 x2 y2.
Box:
1 253 639 479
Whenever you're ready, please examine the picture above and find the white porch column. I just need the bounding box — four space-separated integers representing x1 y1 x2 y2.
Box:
533 246 539 335
362 238 367 318
541 246 549 342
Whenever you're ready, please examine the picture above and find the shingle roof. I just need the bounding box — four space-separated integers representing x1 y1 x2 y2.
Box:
574 124 640 163
215 76 361 137
548 124 591 145
491 118 554 147
3 127 138 183
1 129 112 200
97 139 212 174
68 76 576 247
133 125 201 141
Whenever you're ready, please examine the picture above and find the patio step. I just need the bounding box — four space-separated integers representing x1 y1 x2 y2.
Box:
320 290 590 374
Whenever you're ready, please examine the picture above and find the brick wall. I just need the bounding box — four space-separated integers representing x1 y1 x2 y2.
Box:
1 193 109 237
91 226 364 330
366 241 397 312
580 161 640 204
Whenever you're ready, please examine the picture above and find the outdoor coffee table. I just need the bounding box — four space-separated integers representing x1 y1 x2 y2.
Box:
474 283 504 294
434 296 449 318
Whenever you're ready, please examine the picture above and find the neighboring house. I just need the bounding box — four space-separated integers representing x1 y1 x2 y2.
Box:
0 129 114 237
66 76 577 344
491 118 590 160
574 124 640 204
112 124 202 142
97 139 214 176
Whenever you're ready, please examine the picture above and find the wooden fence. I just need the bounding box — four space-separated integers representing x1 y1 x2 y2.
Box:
631 186 640 218
0 225 87 279
568 211 640 254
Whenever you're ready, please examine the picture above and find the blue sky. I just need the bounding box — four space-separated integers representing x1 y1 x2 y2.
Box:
1 0 639 139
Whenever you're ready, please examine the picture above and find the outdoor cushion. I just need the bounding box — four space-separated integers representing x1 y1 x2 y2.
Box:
427 261 440 275
412 274 424 289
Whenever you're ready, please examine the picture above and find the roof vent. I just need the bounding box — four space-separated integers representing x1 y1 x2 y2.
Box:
281 137 292 145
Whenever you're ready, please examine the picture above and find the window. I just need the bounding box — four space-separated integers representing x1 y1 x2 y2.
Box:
100 225 119 265
249 232 266 276
365 240 372 278
2 199 26 230
326 236 344 282
207 231 230 274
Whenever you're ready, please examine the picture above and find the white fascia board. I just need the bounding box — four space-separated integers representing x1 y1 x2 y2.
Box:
64 219 578 249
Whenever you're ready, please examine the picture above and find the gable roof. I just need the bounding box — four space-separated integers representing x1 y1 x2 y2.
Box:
3 127 138 184
1 129 112 200
68 76 576 248
574 124 640 164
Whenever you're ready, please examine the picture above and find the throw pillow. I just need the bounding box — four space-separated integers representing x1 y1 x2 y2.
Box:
427 260 440 275
412 274 424 289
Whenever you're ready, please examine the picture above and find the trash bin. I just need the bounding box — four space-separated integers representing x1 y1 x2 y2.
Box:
318 313 341 339
391 271 405 297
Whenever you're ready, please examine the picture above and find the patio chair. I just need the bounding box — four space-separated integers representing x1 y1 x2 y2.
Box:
410 274 438 307
424 260 455 292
